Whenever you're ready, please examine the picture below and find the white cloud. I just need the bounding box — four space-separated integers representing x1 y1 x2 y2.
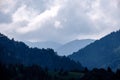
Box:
0 0 119 43
54 21 62 29
16 1 62 34
12 5 38 22
0 0 16 13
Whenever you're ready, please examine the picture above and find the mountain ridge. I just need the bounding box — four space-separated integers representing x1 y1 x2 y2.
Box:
0 33 83 70
69 30 120 70
56 39 95 56
25 41 62 50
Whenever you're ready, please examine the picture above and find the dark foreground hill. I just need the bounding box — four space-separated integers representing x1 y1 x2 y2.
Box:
0 33 83 71
69 30 120 70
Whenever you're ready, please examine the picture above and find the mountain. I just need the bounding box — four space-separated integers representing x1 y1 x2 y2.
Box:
25 39 94 56
56 39 95 56
69 30 120 70
25 41 62 50
0 33 83 70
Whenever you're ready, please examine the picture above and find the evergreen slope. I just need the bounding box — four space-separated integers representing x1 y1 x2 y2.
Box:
69 30 120 70
0 33 83 70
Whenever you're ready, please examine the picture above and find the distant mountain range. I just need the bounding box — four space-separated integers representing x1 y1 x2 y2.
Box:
0 33 83 70
25 41 62 50
26 39 94 56
56 39 95 56
69 30 120 70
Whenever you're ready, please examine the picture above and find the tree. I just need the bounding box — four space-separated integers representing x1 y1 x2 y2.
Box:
107 67 112 72
84 67 89 73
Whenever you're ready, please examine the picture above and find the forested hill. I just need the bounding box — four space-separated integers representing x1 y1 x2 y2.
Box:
69 30 120 70
0 33 83 71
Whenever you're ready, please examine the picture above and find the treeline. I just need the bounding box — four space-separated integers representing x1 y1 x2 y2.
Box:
0 63 48 80
0 63 76 80
81 68 120 80
0 63 120 80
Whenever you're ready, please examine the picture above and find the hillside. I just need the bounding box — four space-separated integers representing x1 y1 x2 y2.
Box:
69 30 120 70
0 33 83 70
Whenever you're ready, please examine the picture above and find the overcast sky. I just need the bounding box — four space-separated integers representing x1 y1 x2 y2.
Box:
0 0 120 43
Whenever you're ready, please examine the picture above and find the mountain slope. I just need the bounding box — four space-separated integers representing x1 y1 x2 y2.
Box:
0 33 83 70
69 30 120 70
56 39 94 56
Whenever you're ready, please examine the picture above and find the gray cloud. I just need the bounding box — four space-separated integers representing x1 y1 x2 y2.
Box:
0 0 120 43
0 12 12 23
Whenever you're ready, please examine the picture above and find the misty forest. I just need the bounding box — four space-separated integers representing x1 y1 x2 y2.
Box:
0 0 120 80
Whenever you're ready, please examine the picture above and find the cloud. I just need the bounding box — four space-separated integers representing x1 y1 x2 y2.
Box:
0 0 119 43
0 0 16 13
0 12 12 23
12 5 36 22
15 0 62 34
54 21 62 29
